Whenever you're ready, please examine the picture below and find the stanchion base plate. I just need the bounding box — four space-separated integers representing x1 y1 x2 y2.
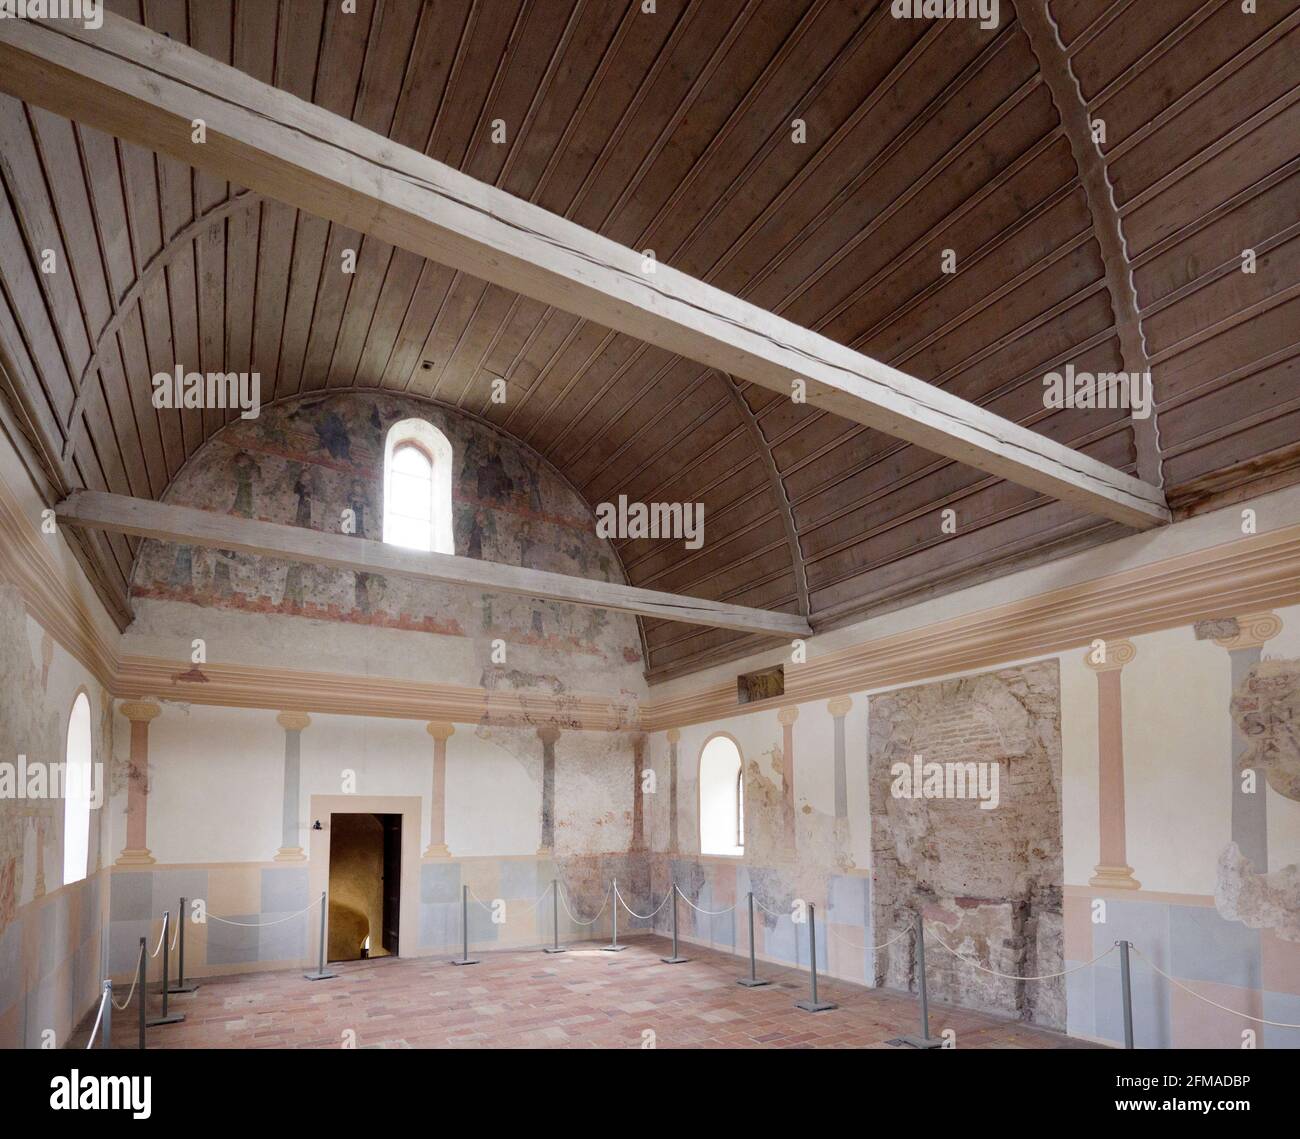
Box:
736 977 771 987
600 945 628 952
891 1034 943 1049
450 958 480 966
542 947 568 954
146 1014 185 1026
660 955 690 964
166 983 198 994
303 970 337 981
794 1000 837 1012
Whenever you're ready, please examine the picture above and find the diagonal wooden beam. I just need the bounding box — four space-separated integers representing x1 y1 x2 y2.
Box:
0 12 1171 529
54 491 812 638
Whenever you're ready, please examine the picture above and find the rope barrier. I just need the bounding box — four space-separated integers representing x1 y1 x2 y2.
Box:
1130 945 1300 1029
207 895 322 927
824 925 910 953
752 895 794 919
614 882 672 921
169 916 180 953
85 986 109 1048
677 893 738 916
148 922 167 959
558 881 610 926
111 944 144 1010
923 923 1118 981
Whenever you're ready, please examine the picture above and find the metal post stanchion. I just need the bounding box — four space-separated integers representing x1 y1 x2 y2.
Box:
660 883 689 964
168 896 198 993
147 911 183 1025
601 878 627 951
451 884 480 965
101 980 112 1050
898 911 941 1047
136 939 146 1050
1119 939 1135 1049
737 892 770 987
795 902 836 1012
543 879 565 954
304 891 338 980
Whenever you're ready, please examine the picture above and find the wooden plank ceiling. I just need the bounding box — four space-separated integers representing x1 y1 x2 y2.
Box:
0 0 1296 682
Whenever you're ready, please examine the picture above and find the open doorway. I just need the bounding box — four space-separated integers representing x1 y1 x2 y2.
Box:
326 813 402 962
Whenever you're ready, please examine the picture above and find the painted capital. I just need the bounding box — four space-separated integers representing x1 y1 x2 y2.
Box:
827 696 853 718
1082 638 1137 672
1214 611 1283 651
777 705 800 726
426 721 455 741
119 700 162 723
276 710 311 732
665 728 681 744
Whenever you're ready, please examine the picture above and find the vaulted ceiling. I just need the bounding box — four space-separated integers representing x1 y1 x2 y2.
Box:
0 0 1296 682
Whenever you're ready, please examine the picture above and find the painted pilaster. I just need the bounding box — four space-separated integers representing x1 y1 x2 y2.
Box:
828 696 852 818
631 732 646 851
117 700 161 866
667 728 680 853
424 721 454 859
274 711 310 861
778 705 799 852
1214 612 1283 870
537 724 560 855
1085 640 1140 890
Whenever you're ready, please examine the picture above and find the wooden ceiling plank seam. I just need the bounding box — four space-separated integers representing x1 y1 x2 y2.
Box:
1017 0 1160 487
416 0 482 159
1162 385 1300 464
1158 338 1300 421
325 235 396 389
1100 8 1300 165
1147 280 1300 369
1059 0 1142 59
0 292 72 491
497 320 615 438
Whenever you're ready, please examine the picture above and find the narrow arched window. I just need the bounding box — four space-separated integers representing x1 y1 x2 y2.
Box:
62 692 92 886
699 735 744 857
382 419 454 554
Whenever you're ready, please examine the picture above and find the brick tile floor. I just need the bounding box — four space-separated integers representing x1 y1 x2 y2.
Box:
82 936 1104 1049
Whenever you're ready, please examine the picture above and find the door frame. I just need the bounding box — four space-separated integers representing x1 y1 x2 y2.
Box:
308 795 422 961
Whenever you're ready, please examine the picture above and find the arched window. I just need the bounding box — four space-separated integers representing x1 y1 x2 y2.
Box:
382 419 454 554
699 734 744 857
62 692 92 886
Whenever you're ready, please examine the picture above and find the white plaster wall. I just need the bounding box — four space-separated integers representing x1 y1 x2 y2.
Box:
1263 605 1300 874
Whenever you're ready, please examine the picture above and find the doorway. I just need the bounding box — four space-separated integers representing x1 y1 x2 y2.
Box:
326 813 402 962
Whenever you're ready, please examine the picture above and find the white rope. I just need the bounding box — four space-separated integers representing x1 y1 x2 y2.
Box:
614 882 672 921
465 885 494 911
111 945 144 1010
558 881 610 926
752 895 793 919
207 895 321 927
169 915 180 953
85 987 109 1048
677 892 738 916
924 923 1117 981
518 880 554 913
1131 946 1300 1029
148 922 167 959
824 925 909 953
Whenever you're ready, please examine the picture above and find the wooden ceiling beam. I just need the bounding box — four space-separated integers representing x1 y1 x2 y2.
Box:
0 12 1171 529
54 491 811 638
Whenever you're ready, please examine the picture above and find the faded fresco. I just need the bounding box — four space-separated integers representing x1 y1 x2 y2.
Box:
129 393 643 698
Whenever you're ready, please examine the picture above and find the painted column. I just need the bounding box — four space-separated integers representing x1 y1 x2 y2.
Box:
1214 612 1283 870
424 721 454 859
631 732 646 851
1085 640 1140 890
828 696 852 818
667 728 680 853
537 724 560 855
117 700 162 866
274 711 310 861
778 705 799 853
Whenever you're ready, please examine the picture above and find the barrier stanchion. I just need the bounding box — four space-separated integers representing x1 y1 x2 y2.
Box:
602 878 627 951
794 902 836 1012
452 884 480 965
737 892 770 987
304 892 337 980
897 911 941 1048
1119 939 1135 1049
543 879 565 954
146 911 184 1026
168 896 198 993
137 938 146 1049
100 980 112 1049
660 883 689 964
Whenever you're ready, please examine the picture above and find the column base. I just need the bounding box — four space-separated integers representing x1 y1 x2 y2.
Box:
116 848 156 867
274 846 306 862
422 843 451 860
1088 864 1141 890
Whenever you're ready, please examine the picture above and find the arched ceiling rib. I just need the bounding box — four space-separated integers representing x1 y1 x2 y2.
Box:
0 0 1296 682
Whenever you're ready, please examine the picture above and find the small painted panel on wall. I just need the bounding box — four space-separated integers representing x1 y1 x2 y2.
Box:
737 664 783 705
